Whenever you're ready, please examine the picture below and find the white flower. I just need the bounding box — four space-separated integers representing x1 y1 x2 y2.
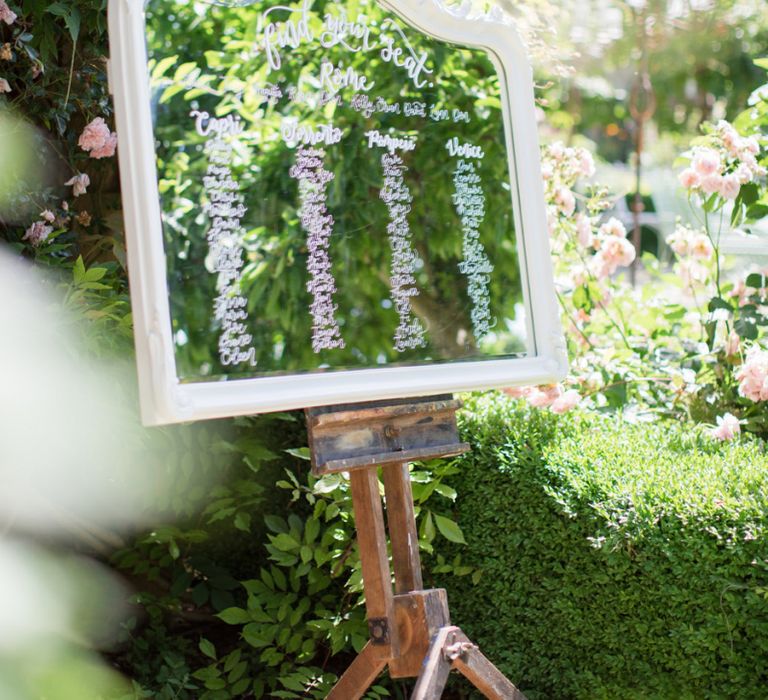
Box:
65 173 90 197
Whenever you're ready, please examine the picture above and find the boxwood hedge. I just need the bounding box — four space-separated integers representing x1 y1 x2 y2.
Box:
437 395 768 700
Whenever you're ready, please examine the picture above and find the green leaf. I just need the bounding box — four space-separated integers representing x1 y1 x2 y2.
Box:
708 297 733 313
264 514 287 533
242 623 270 648
271 533 299 551
745 273 767 289
572 285 591 311
217 607 251 625
285 447 311 461
420 511 435 543
198 638 217 660
64 6 80 41
304 517 320 544
73 255 86 284
234 512 252 532
433 514 466 544
434 484 458 501
735 317 759 340
45 3 69 18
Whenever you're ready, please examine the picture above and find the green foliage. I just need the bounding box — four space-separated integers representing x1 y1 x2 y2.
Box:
438 394 768 699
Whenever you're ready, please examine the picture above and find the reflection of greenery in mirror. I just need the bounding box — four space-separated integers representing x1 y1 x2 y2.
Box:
145 0 528 382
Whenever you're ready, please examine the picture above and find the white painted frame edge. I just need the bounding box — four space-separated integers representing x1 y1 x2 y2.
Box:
107 0 568 426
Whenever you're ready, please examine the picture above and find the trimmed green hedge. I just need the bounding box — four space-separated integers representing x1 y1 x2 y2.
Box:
438 395 768 699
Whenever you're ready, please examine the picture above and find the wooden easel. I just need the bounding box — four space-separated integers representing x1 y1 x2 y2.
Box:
306 396 527 700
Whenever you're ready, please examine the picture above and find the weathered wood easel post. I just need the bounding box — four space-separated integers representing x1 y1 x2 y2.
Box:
306 396 527 699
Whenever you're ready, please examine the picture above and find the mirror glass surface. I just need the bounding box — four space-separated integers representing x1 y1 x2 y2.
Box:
145 0 530 382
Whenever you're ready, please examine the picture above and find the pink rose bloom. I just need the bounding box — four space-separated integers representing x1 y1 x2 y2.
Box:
599 217 627 238
578 148 596 178
700 173 723 195
735 348 768 402
65 173 90 197
719 174 740 200
678 168 700 190
711 413 740 442
725 330 740 357
503 387 531 399
549 142 565 162
690 234 713 261
23 221 53 247
592 236 635 278
40 210 55 223
550 390 581 414
735 163 754 184
576 214 593 248
528 385 562 408
78 117 117 158
0 77 9 93
0 1 16 25
741 136 760 156
89 132 117 159
555 186 576 217
692 148 721 177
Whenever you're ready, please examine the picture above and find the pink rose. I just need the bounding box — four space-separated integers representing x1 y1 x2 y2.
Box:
700 173 723 195
578 148 596 178
678 168 700 190
718 174 740 201
23 221 53 247
591 236 635 278
555 186 576 217
599 217 627 238
89 132 117 159
741 136 760 156
503 387 531 399
65 173 90 197
735 163 753 184
692 148 721 177
735 348 768 402
551 390 581 414
549 142 565 162
0 76 9 93
725 330 740 357
0 1 16 25
711 413 740 441
528 385 562 408
78 117 117 159
690 234 713 261
40 210 55 223
576 214 593 248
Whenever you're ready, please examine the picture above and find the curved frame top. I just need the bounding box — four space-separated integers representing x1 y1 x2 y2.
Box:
108 0 568 425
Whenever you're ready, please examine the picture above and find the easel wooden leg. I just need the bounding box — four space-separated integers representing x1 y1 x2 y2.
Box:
449 629 527 700
348 469 399 656
382 463 423 594
326 642 388 700
410 627 455 700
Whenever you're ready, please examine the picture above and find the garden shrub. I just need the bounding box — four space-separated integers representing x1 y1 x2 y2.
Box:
437 394 768 699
